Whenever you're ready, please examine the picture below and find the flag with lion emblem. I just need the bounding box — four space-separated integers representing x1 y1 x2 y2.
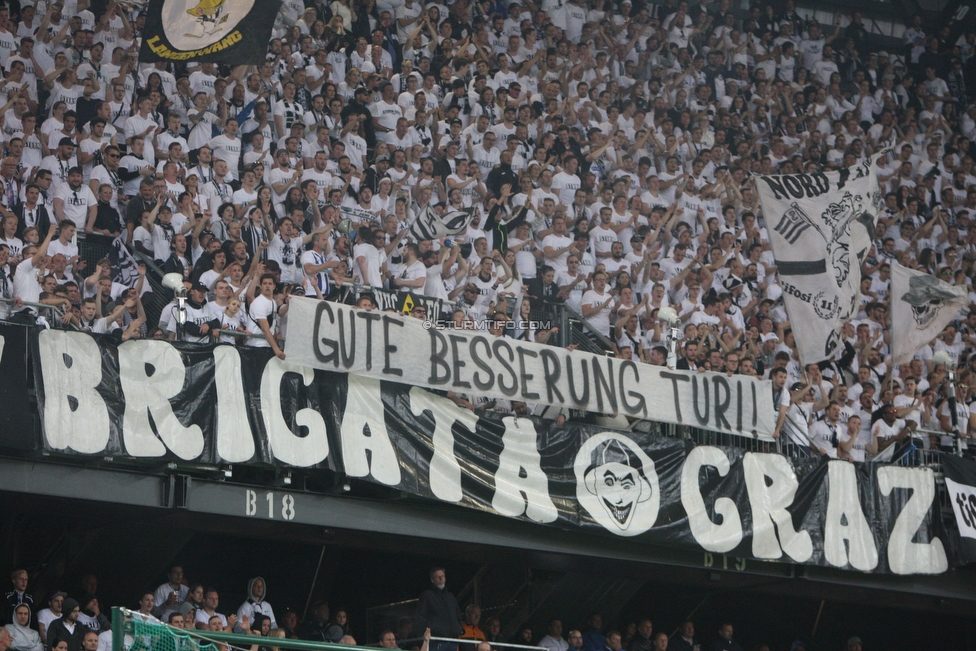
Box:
756 151 888 365
140 0 281 63
891 263 968 366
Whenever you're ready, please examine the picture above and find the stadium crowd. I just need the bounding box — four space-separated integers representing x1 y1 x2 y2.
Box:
0 0 974 457
0 566 864 651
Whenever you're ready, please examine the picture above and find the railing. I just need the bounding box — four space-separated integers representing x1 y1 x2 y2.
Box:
430 638 543 651
127 249 169 328
0 297 71 326
214 329 266 340
365 598 418 645
112 608 384 651
558 305 614 355
76 234 170 330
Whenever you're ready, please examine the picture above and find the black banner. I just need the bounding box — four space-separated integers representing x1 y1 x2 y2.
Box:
139 0 281 64
0 323 35 450
33 330 954 575
372 289 450 324
941 455 976 565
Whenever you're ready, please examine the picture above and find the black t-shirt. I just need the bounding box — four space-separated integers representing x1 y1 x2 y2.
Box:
93 202 121 233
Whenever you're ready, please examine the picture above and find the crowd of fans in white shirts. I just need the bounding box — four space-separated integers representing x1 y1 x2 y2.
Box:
0 0 975 456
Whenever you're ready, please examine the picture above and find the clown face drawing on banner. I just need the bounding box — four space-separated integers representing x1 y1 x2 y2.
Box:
163 0 254 49
574 433 660 536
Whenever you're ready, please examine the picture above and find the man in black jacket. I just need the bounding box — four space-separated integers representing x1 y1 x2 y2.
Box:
13 185 53 240
2 570 32 626
342 87 378 149
666 621 697 651
414 568 461 651
627 620 653 651
47 598 87 651
676 341 699 371
485 149 518 199
125 180 159 241
707 624 742 651
525 265 561 312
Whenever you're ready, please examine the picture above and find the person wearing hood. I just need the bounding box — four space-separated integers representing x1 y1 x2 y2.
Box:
414 568 461 651
5 604 42 651
46 598 86 651
236 578 276 634
76 595 108 634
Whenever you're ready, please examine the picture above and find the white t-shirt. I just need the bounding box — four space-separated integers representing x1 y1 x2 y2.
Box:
353 242 382 287
809 418 840 458
247 295 278 347
54 183 97 228
551 171 581 205
267 233 304 284
581 288 612 336
37 608 60 635
542 233 573 275
396 259 426 291
871 418 906 461
195 610 228 628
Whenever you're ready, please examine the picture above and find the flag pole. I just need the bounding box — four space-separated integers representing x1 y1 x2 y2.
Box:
888 300 895 396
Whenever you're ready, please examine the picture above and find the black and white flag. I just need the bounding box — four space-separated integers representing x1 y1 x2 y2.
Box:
941 455 976 564
891 263 968 366
110 234 140 288
756 152 887 365
140 0 281 64
408 204 476 241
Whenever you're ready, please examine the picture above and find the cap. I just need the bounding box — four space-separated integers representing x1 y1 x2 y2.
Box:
847 638 863 646
59 137 76 148
47 590 68 602
63 598 80 613
190 281 208 293
878 51 889 58
179 602 196 617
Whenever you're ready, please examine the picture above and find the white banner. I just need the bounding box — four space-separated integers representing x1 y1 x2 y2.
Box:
757 153 887 365
284 298 777 440
944 477 976 541
890 263 968 366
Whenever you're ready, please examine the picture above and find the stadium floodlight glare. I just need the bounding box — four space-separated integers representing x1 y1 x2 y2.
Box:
162 273 187 295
